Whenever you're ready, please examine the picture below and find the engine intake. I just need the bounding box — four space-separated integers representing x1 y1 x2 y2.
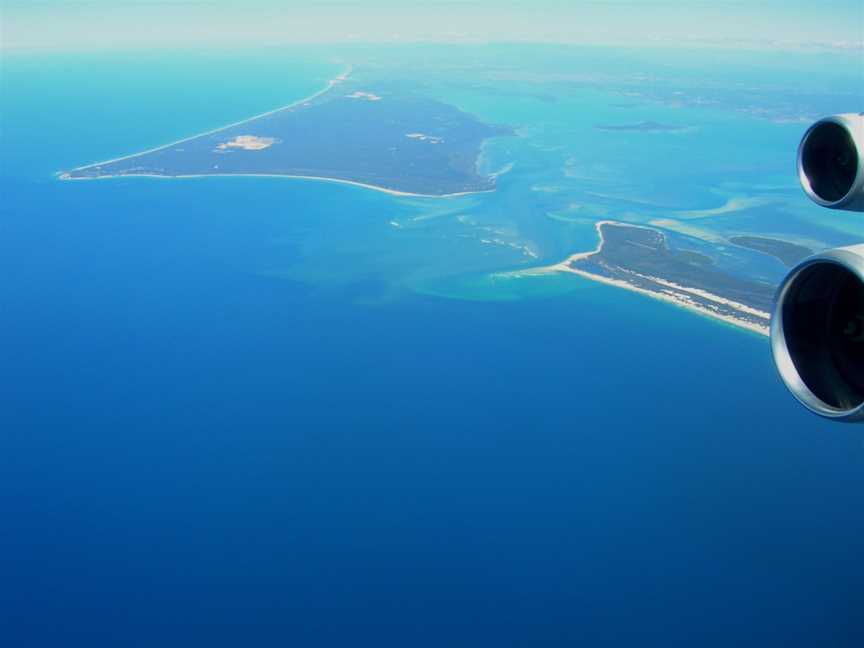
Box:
798 113 864 211
770 114 864 420
771 246 864 421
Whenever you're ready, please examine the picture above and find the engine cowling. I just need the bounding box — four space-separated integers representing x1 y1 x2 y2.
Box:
798 113 864 211
771 245 864 421
771 113 864 421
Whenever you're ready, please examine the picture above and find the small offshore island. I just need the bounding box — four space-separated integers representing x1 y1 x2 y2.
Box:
518 221 775 335
61 68 514 197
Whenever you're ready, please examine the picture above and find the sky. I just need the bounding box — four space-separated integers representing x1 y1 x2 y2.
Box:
1 0 863 51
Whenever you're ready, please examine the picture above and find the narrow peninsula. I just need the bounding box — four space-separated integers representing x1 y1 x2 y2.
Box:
61 67 514 197
518 221 774 335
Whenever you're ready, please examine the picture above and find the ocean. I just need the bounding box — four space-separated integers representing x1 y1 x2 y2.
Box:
2 47 863 647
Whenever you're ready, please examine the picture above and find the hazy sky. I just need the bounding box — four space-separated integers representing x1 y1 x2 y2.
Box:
2 0 863 51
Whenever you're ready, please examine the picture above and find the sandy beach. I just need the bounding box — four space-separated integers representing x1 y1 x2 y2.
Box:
58 170 494 199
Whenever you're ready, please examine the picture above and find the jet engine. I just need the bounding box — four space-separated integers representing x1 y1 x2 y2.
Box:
771 113 864 421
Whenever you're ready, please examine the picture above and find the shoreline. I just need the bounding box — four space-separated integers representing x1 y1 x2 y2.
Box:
58 64 354 176
511 220 770 336
57 171 494 199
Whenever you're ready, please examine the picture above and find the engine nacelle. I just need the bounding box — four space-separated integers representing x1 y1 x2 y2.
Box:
798 113 864 211
771 246 864 421
771 114 864 420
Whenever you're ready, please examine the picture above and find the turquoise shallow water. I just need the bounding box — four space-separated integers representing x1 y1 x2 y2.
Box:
2 47 864 647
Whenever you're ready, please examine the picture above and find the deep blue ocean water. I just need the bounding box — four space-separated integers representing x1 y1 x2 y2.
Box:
2 48 864 647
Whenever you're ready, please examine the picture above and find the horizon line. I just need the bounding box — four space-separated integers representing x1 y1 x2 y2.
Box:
3 37 863 55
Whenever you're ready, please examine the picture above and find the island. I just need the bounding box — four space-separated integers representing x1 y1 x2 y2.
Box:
729 235 813 267
594 121 690 133
516 221 774 335
60 67 514 197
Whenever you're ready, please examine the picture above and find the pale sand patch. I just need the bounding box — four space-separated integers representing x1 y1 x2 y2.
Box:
406 132 444 144
478 237 539 259
216 135 277 151
348 91 382 101
676 196 778 218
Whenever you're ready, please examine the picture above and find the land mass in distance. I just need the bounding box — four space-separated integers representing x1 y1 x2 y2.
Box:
61 67 514 197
